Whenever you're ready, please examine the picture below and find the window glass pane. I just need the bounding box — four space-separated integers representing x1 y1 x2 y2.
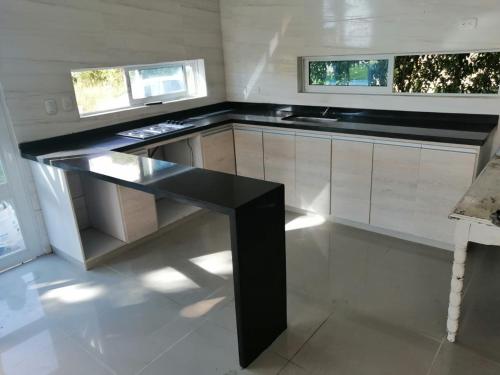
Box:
309 59 388 87
128 65 187 99
393 52 500 94
0 160 6 185
71 68 129 115
0 201 26 257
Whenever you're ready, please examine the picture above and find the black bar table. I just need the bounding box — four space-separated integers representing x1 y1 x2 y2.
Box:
38 150 287 368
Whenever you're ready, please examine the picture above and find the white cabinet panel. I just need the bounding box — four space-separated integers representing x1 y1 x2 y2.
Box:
31 163 84 264
371 144 421 234
331 139 373 224
296 135 331 215
202 128 236 174
234 128 264 179
415 149 476 244
83 177 127 242
263 132 296 206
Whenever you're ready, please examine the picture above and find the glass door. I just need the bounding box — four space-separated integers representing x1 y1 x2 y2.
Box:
0 87 41 271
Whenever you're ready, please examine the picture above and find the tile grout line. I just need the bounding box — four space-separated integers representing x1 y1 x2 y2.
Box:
134 328 197 375
425 336 445 375
286 309 335 365
102 262 188 309
55 324 119 375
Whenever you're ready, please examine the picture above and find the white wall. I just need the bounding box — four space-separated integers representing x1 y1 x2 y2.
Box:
0 0 226 143
220 0 500 116
0 0 226 257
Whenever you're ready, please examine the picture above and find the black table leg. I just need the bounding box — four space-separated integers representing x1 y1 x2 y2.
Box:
229 185 287 368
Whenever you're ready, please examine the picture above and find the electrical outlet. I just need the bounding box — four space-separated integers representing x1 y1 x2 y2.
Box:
61 97 74 112
43 99 58 115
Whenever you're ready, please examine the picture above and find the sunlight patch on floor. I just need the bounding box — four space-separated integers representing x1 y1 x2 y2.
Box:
140 267 199 293
42 283 104 304
180 297 226 319
285 214 326 231
189 250 233 279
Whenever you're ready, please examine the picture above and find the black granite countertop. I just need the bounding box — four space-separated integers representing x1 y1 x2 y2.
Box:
47 150 281 212
20 102 498 161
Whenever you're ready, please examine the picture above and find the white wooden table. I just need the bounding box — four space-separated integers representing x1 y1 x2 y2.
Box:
447 157 500 342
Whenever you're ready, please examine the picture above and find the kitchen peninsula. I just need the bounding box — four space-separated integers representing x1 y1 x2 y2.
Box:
20 102 498 368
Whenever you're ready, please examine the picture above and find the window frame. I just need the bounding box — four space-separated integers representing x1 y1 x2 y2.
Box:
302 54 394 95
71 59 206 117
300 51 500 97
124 61 192 107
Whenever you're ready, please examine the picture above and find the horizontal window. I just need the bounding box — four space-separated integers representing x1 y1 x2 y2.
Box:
301 51 500 96
302 55 393 94
71 59 206 117
309 59 389 87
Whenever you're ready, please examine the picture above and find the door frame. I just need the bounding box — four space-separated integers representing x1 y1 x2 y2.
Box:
0 84 44 271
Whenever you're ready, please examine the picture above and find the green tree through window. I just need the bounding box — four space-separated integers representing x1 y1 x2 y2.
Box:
393 52 500 94
71 68 128 114
309 60 389 86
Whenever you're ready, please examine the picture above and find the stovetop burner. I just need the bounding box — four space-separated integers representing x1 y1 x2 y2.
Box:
117 120 195 140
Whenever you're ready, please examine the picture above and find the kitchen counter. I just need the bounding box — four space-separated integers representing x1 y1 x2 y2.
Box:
24 104 305 369
19 102 498 161
22 101 498 368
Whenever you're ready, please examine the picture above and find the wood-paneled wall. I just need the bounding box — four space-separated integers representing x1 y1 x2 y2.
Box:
0 0 226 143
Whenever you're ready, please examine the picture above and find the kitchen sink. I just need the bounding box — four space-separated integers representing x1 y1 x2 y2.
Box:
282 115 339 125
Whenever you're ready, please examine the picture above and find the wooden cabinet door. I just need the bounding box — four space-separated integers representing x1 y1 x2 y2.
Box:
234 128 264 179
331 139 373 224
263 131 296 206
415 148 476 244
296 135 331 215
371 144 421 234
202 128 236 174
118 186 158 243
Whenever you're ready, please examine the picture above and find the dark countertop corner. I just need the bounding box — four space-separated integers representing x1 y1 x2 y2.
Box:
19 101 498 162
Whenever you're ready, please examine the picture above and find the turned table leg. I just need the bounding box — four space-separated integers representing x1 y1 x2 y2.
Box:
447 221 471 342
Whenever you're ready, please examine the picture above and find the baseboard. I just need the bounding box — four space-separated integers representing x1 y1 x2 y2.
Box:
285 206 453 251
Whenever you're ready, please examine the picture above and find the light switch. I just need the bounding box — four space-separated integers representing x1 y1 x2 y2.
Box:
459 17 478 30
44 99 58 115
61 97 74 112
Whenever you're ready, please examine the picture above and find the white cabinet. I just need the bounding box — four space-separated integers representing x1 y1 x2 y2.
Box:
371 143 421 234
32 162 158 269
331 139 373 224
296 135 331 215
234 128 264 179
202 128 236 174
263 131 296 206
83 178 158 244
414 148 476 244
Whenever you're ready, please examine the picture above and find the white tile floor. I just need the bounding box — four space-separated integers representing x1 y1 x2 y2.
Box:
1 210 499 375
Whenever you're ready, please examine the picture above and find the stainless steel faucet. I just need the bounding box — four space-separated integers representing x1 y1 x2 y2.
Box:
322 107 336 117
